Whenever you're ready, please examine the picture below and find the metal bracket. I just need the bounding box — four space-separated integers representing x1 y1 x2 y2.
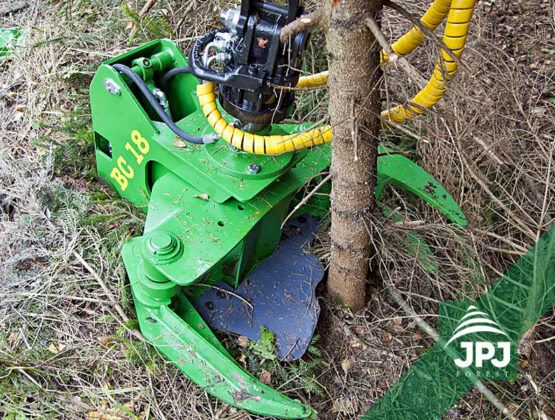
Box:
103 78 121 96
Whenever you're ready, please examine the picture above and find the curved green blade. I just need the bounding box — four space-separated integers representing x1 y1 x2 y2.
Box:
123 241 313 419
377 146 468 227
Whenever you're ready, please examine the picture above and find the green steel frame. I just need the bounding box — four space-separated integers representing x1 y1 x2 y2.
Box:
90 39 467 418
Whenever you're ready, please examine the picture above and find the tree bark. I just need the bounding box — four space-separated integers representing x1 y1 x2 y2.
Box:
326 0 382 310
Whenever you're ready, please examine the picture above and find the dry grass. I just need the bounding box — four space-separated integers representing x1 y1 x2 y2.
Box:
0 0 553 419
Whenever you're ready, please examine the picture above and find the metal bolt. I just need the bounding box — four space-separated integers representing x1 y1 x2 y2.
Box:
227 143 240 152
103 78 121 96
247 163 260 175
144 231 182 263
147 232 175 256
152 88 169 109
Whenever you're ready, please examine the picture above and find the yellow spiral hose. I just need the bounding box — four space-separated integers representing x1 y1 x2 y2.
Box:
383 0 452 64
296 0 453 88
198 0 475 154
197 82 332 154
296 70 329 89
381 0 476 124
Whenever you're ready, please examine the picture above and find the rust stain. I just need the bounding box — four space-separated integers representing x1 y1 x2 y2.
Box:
232 391 262 403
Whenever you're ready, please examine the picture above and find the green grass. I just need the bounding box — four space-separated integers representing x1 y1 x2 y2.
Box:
1 0 553 419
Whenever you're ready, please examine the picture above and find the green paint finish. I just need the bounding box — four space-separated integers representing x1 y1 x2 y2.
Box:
123 243 313 418
91 39 469 418
140 156 328 287
363 225 554 419
377 147 468 227
204 142 297 179
0 28 22 58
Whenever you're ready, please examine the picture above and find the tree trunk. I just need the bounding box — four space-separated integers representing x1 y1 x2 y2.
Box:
326 0 382 310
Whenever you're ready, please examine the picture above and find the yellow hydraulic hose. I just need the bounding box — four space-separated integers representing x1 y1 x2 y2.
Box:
199 0 475 154
197 82 331 154
296 71 329 89
296 0 453 88
383 0 452 64
381 0 476 124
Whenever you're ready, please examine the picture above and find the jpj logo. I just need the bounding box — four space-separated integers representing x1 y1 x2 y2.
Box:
440 303 517 380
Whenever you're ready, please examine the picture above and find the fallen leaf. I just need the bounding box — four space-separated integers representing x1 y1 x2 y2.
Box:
335 396 359 414
87 412 124 420
70 395 83 407
238 335 249 348
7 332 22 347
98 336 115 348
173 138 188 148
382 331 392 343
194 193 209 201
349 339 362 349
341 358 352 374
259 369 272 385
354 326 365 335
412 331 424 340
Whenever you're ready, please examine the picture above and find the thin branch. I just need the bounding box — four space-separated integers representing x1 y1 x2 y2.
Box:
139 0 160 18
365 15 427 88
365 16 393 56
281 173 332 229
351 94 358 161
175 1 196 33
268 82 327 91
72 251 145 342
280 8 327 42
129 0 161 38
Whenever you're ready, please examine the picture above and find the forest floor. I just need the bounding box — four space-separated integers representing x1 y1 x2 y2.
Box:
0 0 553 419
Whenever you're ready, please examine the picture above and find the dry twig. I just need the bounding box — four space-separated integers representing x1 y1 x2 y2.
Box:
280 8 328 42
72 251 145 342
365 15 427 87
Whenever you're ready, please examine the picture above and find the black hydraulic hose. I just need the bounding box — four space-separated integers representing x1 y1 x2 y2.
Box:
112 63 211 145
159 66 190 89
